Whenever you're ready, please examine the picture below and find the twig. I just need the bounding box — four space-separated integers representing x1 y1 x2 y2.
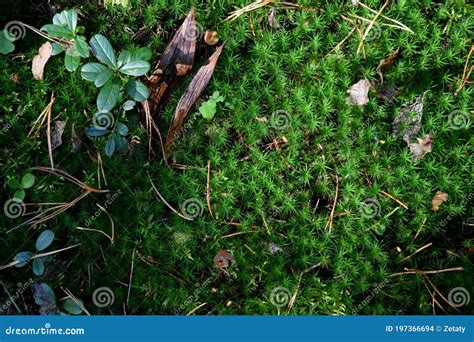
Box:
380 190 408 209
387 266 464 278
62 287 90 316
413 216 427 241
400 242 433 263
186 302 207 316
127 248 136 307
328 176 339 233
357 0 389 55
46 94 54 169
206 160 213 218
454 44 474 96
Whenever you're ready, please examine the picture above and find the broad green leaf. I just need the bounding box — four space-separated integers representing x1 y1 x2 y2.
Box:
63 298 84 315
122 100 136 111
74 36 90 58
7 178 21 189
32 258 45 276
36 230 55 251
65 9 78 32
14 251 33 267
116 122 129 136
105 138 116 157
41 24 74 40
133 47 152 61
13 189 25 201
97 78 120 112
64 54 81 72
51 43 64 56
85 126 110 137
125 80 149 101
0 30 15 54
114 134 127 151
34 283 56 306
21 174 35 189
119 60 150 76
52 11 68 26
81 63 113 87
117 51 132 68
90 34 116 67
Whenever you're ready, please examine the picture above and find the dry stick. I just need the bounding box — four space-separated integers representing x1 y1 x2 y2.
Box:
454 44 474 96
127 248 136 307
387 266 464 278
317 28 356 67
46 95 54 169
206 160 213 218
423 274 461 313
328 176 339 233
187 302 207 316
357 0 389 55
380 190 408 209
357 1 414 33
413 216 427 241
148 172 192 221
0 244 81 270
341 15 366 59
76 226 113 243
400 242 433 263
62 287 91 316
347 13 409 31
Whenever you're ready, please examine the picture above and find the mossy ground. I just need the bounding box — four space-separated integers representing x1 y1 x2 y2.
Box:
0 0 473 315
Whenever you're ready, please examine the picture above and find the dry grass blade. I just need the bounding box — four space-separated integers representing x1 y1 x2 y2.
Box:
34 167 109 193
357 0 389 55
388 266 464 278
62 287 91 316
147 9 196 116
357 1 414 34
400 242 433 263
206 160 213 217
225 1 306 22
327 176 339 233
28 93 55 138
165 44 225 152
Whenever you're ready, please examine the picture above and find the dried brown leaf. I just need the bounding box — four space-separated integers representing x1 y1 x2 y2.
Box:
347 79 370 106
165 44 225 152
268 8 280 29
392 92 427 143
408 134 433 161
51 120 67 151
32 42 52 80
376 48 399 83
432 191 448 211
147 10 196 116
204 30 219 46
213 249 233 269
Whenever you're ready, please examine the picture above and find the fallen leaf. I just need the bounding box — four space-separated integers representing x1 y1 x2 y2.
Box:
32 42 53 80
392 92 428 143
376 83 398 103
213 249 233 268
268 8 280 28
431 191 448 211
204 30 219 46
165 44 225 152
408 134 433 161
147 10 196 116
376 48 399 83
11 74 20 84
71 123 81 153
268 242 283 254
51 120 67 151
347 79 370 106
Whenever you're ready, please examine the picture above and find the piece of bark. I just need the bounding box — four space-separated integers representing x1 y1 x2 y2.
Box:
51 120 67 150
392 92 427 143
165 44 225 152
146 10 196 116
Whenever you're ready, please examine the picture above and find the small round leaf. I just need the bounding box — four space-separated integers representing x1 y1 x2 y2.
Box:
32 258 45 276
21 174 35 189
36 230 55 251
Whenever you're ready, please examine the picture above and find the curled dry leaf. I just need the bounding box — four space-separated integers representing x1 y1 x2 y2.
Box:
204 30 219 46
165 44 225 152
376 48 400 83
268 8 280 29
146 10 196 116
347 79 371 106
32 42 53 80
213 249 233 269
71 123 81 153
51 120 67 151
408 134 433 161
392 92 428 143
431 191 448 211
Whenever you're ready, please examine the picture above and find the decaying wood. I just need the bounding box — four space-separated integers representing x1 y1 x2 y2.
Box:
146 10 197 116
165 44 225 152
